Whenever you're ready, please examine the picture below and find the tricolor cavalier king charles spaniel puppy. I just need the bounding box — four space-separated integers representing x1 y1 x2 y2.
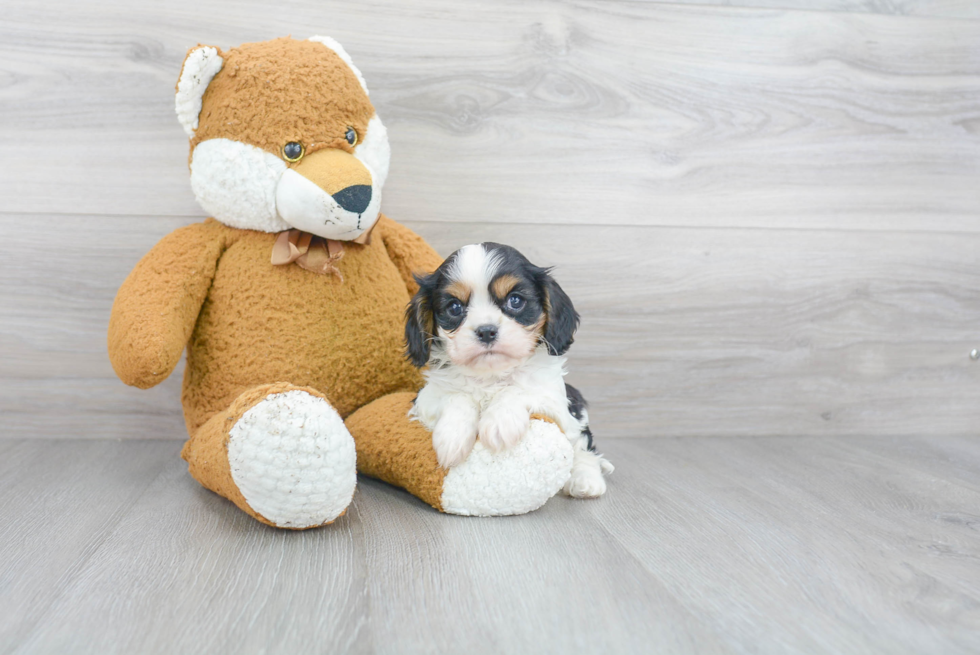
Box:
405 243 613 498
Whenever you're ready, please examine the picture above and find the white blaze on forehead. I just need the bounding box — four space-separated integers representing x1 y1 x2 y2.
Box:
447 244 505 331
308 36 369 95
447 244 502 300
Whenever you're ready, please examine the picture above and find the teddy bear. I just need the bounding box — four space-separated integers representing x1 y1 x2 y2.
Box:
107 36 573 529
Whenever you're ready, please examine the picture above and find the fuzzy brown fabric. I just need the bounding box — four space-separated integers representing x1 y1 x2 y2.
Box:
108 219 228 390
109 214 442 434
186 37 374 160
111 35 459 527
180 382 342 528
346 392 449 511
345 406 567 513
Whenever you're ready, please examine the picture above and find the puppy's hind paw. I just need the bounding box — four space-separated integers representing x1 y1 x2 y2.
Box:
564 466 607 498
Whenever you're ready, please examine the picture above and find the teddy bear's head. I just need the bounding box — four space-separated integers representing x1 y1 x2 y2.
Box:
175 36 389 242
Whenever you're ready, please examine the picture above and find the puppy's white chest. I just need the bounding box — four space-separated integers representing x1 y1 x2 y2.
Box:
412 348 575 438
469 382 512 412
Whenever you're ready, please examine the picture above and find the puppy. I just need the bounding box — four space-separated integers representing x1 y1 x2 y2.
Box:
405 243 613 498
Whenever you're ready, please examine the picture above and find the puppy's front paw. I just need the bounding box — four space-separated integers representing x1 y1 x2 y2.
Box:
432 414 478 469
478 406 530 453
564 465 607 498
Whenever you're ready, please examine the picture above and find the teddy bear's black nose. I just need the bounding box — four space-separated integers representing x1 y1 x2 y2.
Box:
332 185 372 214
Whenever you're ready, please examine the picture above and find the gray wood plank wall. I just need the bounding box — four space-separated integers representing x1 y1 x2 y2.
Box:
1 0 978 440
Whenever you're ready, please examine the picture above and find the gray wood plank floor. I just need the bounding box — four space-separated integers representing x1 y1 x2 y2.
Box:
2 437 978 654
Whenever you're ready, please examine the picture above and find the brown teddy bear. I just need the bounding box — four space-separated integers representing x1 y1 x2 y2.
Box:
108 36 572 529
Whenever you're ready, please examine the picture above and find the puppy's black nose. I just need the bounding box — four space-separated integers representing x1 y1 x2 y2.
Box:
332 185 372 214
475 324 498 345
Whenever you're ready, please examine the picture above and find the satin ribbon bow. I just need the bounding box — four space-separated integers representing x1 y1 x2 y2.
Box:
270 225 373 281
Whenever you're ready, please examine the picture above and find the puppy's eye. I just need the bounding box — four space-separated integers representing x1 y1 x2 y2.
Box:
283 142 304 162
345 127 357 146
506 294 526 311
447 299 464 317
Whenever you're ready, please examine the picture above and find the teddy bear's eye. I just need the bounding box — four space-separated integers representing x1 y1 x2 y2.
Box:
345 127 357 146
282 142 304 162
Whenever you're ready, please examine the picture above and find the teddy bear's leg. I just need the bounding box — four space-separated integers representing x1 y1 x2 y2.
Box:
345 392 574 516
181 382 356 529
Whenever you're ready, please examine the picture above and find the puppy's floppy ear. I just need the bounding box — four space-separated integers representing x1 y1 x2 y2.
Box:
537 268 580 356
405 272 438 367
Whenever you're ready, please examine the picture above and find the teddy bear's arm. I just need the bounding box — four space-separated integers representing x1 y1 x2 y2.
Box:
375 214 444 294
107 220 227 389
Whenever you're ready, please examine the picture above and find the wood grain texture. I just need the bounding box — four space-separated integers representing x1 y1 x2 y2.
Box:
3 214 977 440
2 437 979 654
4 443 371 655
419 221 980 439
595 435 980 653
0 439 175 650
1 1 978 440
0 0 978 232
657 0 980 18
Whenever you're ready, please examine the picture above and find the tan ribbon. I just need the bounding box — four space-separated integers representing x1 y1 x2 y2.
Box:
270 225 374 280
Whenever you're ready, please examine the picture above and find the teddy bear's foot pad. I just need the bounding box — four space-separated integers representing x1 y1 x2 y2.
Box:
228 390 357 529
441 419 574 517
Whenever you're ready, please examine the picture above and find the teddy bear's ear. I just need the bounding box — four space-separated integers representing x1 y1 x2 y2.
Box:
175 45 224 138
308 36 369 96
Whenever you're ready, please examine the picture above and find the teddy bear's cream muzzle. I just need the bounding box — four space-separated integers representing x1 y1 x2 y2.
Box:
276 147 381 241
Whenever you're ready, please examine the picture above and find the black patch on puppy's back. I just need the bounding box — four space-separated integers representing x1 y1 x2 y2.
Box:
565 383 595 451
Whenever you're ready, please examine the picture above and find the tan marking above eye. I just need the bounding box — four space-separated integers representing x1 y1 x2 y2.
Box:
491 274 521 300
445 281 472 304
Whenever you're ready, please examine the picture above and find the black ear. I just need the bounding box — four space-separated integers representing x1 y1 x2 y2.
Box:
405 272 437 367
539 269 580 356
